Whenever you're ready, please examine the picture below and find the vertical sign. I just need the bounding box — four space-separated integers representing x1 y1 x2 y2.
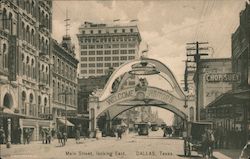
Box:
8 35 17 81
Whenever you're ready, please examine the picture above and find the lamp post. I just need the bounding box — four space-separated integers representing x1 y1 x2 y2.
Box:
58 91 72 137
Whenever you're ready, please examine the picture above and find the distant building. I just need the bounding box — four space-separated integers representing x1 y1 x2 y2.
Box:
77 21 141 77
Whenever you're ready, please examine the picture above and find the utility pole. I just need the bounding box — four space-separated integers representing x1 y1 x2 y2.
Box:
186 41 209 121
58 91 72 138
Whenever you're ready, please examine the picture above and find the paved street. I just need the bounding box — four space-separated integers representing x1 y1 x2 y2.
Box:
0 129 204 159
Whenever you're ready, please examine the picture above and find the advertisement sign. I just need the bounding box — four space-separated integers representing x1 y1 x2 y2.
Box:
206 73 241 83
8 35 17 81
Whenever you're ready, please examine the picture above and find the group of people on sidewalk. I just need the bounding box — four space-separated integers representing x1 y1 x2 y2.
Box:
201 128 215 158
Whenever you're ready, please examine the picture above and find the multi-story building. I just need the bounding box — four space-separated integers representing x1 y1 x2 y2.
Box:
51 36 78 131
77 21 141 78
0 0 52 142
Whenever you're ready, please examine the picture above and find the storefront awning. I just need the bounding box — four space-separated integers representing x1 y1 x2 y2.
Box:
57 118 74 127
207 88 250 108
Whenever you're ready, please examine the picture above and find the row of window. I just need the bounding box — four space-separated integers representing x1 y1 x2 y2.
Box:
52 56 77 81
52 81 77 106
81 43 136 49
21 91 49 116
19 0 51 30
80 56 135 61
80 49 136 55
81 28 135 35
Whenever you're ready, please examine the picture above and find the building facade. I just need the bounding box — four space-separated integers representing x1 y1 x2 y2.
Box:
0 0 52 142
51 37 78 130
197 58 233 120
77 21 141 78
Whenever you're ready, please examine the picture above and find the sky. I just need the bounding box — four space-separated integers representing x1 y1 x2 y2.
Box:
52 0 246 125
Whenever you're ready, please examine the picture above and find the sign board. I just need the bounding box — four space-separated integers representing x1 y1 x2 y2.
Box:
39 114 53 120
205 73 241 83
8 35 17 81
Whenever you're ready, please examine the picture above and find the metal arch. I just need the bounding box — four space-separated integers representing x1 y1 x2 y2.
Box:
99 57 185 101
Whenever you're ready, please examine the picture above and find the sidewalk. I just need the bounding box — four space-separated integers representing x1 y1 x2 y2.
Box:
213 149 242 159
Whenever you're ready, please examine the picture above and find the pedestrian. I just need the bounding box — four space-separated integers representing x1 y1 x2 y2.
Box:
201 130 209 158
17 127 22 144
57 130 63 146
62 130 67 146
75 128 80 144
46 129 51 144
41 129 45 144
0 127 5 144
117 126 122 139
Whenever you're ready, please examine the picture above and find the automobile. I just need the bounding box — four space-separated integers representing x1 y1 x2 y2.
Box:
135 123 149 136
151 123 159 131
239 141 250 159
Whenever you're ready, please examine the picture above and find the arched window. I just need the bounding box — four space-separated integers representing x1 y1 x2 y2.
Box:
62 62 64 75
58 59 61 74
26 25 30 43
44 97 47 114
53 80 56 99
29 93 34 116
22 91 26 114
3 44 8 69
45 40 48 54
31 59 35 79
26 56 29 76
31 1 35 17
45 14 49 28
2 8 7 29
22 22 25 40
26 0 30 13
38 95 41 115
22 54 25 75
41 37 45 53
58 82 60 101
31 29 35 46
9 12 13 34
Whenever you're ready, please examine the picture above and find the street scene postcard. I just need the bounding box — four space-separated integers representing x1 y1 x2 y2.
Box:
0 0 250 159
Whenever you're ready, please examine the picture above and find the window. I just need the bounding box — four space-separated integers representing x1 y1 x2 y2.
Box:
128 56 135 60
104 50 111 55
81 57 87 61
128 50 135 54
89 70 95 74
114 29 117 33
98 30 101 34
112 44 119 48
89 57 95 61
122 29 125 33
105 63 111 67
96 45 103 49
97 57 103 61
104 44 111 48
97 51 103 55
130 29 133 33
81 63 87 67
89 51 95 55
97 63 103 67
104 57 111 61
89 45 95 49
81 51 87 55
81 45 87 49
113 63 119 67
82 31 85 34
97 69 103 74
89 63 95 67
90 30 93 34
121 50 127 54
121 44 127 48
120 56 127 60
81 70 87 74
128 43 136 48
112 50 119 54
112 56 119 61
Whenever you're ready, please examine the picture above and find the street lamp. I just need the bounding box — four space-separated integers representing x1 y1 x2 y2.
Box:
58 91 72 137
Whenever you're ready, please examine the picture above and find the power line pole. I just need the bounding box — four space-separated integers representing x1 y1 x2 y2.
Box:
186 41 209 121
